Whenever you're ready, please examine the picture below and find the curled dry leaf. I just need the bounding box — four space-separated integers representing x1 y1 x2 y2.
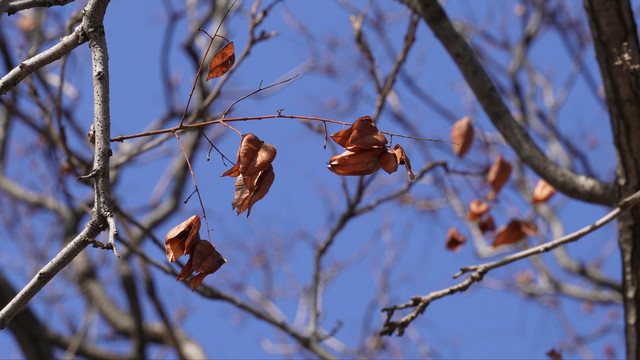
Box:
165 215 201 262
490 219 527 249
223 134 276 216
328 148 384 176
486 155 512 201
206 41 235 80
467 199 491 221
445 227 466 252
331 116 387 150
478 214 496 233
231 166 275 216
532 179 556 204
546 349 563 360
328 116 414 180
450 116 474 158
177 240 227 291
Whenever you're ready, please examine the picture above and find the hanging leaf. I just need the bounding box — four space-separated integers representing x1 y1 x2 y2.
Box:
532 179 556 204
176 240 227 291
165 215 201 262
467 199 491 221
450 116 474 158
223 134 276 216
478 215 496 234
327 148 384 176
206 41 235 80
379 149 399 174
445 227 466 252
486 155 512 200
393 144 415 180
491 219 526 248
330 116 388 150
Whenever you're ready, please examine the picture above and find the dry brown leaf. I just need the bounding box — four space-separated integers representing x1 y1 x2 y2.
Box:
467 199 491 221
491 219 526 248
330 116 387 150
478 215 496 234
546 349 563 360
379 150 399 174
223 134 276 216
445 227 466 252
231 166 275 216
393 144 415 180
176 240 227 291
206 41 235 80
486 155 512 200
450 116 474 158
165 215 201 262
532 179 556 204
327 148 384 176
519 220 538 236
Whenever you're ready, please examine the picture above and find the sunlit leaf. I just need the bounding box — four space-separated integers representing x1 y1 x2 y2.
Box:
491 219 526 248
486 155 512 201
450 116 473 158
379 149 399 174
392 144 415 180
327 148 384 176
532 179 556 204
467 199 491 221
164 215 201 262
330 116 387 150
206 41 235 80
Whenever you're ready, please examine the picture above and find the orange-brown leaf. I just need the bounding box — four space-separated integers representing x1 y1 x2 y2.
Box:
327 148 384 176
330 116 387 150
445 227 466 252
222 134 277 178
231 165 275 216
379 150 399 174
486 155 512 200
165 215 201 262
478 215 496 234
176 257 194 281
206 41 235 80
467 199 491 221
191 240 226 275
392 144 415 180
450 116 474 158
491 219 526 248
532 179 556 204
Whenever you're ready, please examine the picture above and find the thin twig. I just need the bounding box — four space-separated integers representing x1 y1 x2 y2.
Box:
379 189 640 337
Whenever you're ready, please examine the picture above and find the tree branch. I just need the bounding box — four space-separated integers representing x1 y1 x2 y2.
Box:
380 189 640 337
395 0 617 206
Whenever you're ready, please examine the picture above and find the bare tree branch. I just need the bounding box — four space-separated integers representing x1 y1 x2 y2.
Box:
380 189 640 337
395 0 617 206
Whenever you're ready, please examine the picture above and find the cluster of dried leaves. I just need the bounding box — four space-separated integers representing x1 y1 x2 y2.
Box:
164 215 226 290
222 134 276 216
445 117 557 252
328 116 415 180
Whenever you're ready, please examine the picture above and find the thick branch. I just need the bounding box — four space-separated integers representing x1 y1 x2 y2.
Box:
396 0 617 206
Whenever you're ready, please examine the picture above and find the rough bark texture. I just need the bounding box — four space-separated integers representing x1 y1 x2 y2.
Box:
583 1 640 358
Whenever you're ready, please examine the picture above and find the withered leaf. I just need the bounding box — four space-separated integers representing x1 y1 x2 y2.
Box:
327 148 384 176
486 155 512 201
331 116 388 150
231 166 275 216
176 240 227 291
393 144 415 180
223 134 276 216
206 41 235 80
379 150 399 174
491 219 526 249
532 179 556 204
450 116 474 158
165 215 201 262
467 199 491 221
478 215 496 234
445 227 466 252
546 349 563 360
